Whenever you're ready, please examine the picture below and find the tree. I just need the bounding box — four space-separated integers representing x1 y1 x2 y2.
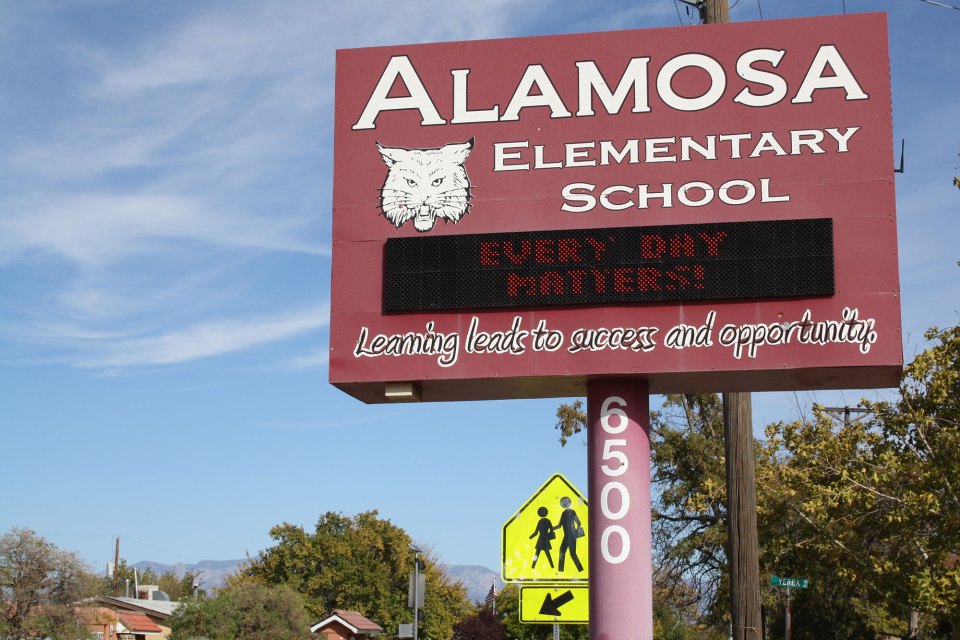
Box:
168 579 310 640
759 324 960 639
881 324 960 638
555 394 731 632
0 527 99 637
554 324 960 638
155 568 201 601
453 607 505 640
650 394 729 624
109 559 200 600
245 510 471 640
422 551 474 640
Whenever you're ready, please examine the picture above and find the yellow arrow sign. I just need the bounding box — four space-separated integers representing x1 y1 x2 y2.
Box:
519 585 589 624
502 473 589 583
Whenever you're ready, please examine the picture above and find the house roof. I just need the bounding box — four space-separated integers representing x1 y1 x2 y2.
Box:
100 596 180 618
118 611 163 634
310 610 383 635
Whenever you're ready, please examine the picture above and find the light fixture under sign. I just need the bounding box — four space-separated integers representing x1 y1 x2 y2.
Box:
385 382 421 402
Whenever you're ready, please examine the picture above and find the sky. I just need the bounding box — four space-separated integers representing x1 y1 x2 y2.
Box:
1 0 958 580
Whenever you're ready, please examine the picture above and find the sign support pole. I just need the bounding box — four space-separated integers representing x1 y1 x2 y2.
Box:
587 379 652 639
785 587 791 640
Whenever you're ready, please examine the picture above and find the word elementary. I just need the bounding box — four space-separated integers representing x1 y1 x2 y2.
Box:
352 45 867 130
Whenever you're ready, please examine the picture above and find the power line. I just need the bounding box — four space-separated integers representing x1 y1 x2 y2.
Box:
918 0 960 9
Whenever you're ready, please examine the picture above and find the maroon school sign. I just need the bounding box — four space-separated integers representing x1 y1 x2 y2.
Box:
329 13 901 403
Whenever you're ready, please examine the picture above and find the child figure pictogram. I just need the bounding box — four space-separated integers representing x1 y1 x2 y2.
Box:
529 506 555 568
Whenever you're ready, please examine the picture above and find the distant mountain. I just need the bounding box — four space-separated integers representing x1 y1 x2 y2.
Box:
132 559 247 591
132 559 501 604
444 565 502 604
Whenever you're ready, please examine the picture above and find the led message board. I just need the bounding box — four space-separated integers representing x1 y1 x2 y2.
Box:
330 13 901 403
384 219 834 312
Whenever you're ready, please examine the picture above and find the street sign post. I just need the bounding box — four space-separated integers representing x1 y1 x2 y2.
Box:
502 474 589 583
520 585 589 624
771 576 809 640
771 576 809 589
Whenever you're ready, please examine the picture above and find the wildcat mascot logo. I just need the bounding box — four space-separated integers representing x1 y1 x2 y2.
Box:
377 138 474 232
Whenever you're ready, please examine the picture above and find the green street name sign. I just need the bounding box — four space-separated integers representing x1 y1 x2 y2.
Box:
770 575 809 589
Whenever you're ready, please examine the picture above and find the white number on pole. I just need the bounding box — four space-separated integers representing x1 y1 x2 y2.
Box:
600 481 630 520
599 396 631 564
600 439 628 476
600 396 628 434
600 525 630 564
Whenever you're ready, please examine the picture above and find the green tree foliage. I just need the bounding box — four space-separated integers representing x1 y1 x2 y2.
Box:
155 569 201 601
109 558 200 600
422 552 474 640
554 342 960 640
883 324 960 635
245 510 471 640
554 399 586 447
0 527 99 638
651 394 728 624
759 409 910 638
168 579 310 640
761 325 960 638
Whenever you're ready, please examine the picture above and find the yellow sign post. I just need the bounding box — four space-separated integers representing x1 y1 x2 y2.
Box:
519 585 589 623
501 473 589 583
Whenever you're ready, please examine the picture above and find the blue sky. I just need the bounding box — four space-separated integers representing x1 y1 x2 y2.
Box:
2 0 958 578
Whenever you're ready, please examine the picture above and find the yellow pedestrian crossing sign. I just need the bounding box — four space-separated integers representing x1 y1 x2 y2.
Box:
502 473 589 583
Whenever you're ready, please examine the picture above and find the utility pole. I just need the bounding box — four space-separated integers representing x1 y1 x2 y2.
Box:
699 3 762 638
723 392 762 640
822 406 871 427
113 536 120 596
701 0 729 23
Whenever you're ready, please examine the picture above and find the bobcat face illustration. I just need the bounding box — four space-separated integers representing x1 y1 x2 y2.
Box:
377 139 474 232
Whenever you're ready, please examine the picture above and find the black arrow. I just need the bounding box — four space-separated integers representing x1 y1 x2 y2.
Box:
539 590 575 616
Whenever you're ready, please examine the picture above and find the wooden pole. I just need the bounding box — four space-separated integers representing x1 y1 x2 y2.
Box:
700 3 762 638
113 536 120 596
723 391 762 640
701 0 729 23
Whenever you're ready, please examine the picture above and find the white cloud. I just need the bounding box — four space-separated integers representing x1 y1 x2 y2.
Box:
0 192 325 267
0 0 672 368
78 305 328 368
272 349 329 372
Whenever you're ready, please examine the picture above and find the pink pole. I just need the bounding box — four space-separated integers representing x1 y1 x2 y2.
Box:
587 378 653 640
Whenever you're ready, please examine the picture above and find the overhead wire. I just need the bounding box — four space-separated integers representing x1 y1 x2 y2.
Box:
918 0 960 9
